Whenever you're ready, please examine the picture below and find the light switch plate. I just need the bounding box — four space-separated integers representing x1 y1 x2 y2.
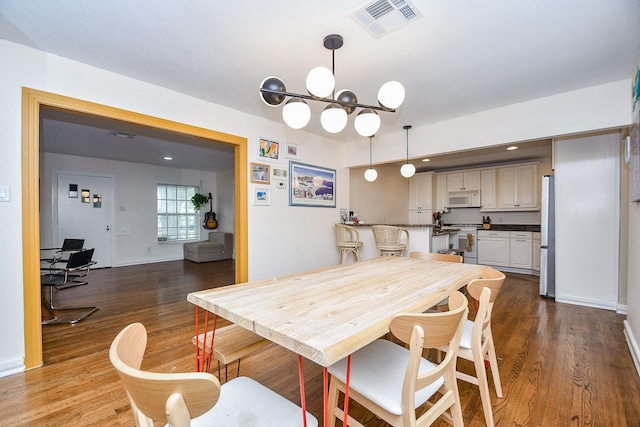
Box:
0 186 10 202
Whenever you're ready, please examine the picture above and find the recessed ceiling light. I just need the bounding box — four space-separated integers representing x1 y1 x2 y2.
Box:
421 158 430 162
163 156 173 161
507 146 518 151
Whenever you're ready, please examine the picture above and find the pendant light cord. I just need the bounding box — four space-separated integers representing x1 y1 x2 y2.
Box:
369 136 373 168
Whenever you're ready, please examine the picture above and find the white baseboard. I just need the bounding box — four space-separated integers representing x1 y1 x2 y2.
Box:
617 304 628 315
554 294 617 311
623 320 640 379
0 358 25 379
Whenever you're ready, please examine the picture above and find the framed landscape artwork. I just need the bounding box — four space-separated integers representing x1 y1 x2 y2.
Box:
289 161 336 208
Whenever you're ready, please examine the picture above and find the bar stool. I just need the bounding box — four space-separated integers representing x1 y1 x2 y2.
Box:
335 224 363 264
372 225 410 256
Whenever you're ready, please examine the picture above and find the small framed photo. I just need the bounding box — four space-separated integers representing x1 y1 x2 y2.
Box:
285 142 300 160
257 137 281 162
250 162 270 184
252 187 271 206
272 167 288 181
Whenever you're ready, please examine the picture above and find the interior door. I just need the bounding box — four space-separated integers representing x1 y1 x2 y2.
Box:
56 172 113 267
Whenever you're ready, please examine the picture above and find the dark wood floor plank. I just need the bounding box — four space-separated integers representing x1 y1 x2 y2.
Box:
0 261 639 426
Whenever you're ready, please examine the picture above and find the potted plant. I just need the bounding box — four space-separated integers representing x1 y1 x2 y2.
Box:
190 193 209 211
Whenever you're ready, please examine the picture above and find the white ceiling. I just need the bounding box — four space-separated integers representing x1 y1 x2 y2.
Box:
2 0 639 170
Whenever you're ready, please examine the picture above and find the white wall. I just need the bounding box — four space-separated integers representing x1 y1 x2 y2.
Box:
1 38 637 378
625 201 640 376
0 40 347 376
40 152 222 266
554 131 620 309
344 81 631 168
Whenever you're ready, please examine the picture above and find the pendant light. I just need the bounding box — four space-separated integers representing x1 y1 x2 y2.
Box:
259 34 404 136
364 135 378 182
400 125 416 178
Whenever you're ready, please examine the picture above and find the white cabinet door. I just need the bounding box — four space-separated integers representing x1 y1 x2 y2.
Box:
477 231 510 267
408 209 433 225
510 231 532 269
435 173 447 211
446 170 481 192
532 234 541 271
480 169 497 210
498 164 539 210
515 164 538 209
409 173 433 210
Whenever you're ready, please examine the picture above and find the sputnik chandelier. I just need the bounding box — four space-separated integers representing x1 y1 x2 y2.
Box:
259 34 405 137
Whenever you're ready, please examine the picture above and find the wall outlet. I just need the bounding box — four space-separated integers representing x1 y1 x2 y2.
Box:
117 227 131 236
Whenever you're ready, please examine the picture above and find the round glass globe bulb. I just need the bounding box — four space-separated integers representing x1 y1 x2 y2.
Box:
282 99 311 129
400 163 416 178
320 104 348 133
354 109 380 137
378 81 406 109
364 168 378 182
306 66 335 98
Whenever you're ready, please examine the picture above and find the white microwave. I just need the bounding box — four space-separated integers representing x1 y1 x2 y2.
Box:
447 190 481 208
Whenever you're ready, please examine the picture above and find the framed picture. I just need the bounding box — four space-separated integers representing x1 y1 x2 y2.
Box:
257 137 281 162
289 161 336 208
250 162 270 184
272 167 287 180
285 142 300 160
252 187 271 206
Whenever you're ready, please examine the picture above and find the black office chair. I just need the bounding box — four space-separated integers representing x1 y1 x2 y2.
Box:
40 238 85 268
41 248 98 325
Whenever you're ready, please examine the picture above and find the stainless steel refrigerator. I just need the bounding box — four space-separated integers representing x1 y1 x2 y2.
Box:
540 174 555 298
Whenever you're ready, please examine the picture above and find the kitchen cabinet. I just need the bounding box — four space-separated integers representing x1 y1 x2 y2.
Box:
480 169 497 210
408 172 434 224
510 231 532 269
477 230 510 267
446 170 481 192
532 232 541 272
435 173 447 212
497 163 539 210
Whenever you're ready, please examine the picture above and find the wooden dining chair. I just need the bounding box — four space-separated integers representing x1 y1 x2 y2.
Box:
110 322 318 427
192 324 270 382
327 291 469 427
410 251 463 312
409 251 463 263
372 225 410 256
439 267 506 427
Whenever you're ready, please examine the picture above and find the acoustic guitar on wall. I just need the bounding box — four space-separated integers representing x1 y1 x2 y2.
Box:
203 193 218 230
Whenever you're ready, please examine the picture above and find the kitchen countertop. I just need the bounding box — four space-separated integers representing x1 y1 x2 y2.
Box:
481 224 541 232
344 223 435 228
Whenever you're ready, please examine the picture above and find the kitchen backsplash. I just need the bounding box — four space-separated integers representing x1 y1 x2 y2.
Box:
441 208 541 225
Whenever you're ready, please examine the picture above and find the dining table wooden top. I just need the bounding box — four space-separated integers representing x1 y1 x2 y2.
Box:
187 256 486 367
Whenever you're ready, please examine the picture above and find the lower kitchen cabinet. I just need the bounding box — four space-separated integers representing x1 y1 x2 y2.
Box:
532 232 541 271
510 231 532 269
477 230 510 267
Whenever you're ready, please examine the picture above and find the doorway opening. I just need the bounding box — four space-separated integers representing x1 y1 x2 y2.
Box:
22 88 249 369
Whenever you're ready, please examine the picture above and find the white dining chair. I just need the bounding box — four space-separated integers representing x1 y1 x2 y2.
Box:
326 291 469 427
439 267 506 427
110 322 317 427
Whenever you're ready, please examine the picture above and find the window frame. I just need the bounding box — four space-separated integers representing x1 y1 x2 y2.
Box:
156 184 201 242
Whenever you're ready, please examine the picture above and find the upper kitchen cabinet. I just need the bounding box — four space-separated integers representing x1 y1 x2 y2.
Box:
480 169 497 210
445 170 481 192
435 173 447 211
497 163 539 210
408 172 434 224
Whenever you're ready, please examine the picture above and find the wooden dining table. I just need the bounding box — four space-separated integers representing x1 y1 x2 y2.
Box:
188 256 485 426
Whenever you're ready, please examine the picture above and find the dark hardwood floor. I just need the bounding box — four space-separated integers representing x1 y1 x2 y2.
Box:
1 260 639 426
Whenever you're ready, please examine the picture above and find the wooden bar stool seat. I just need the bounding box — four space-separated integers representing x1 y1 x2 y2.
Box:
193 324 270 382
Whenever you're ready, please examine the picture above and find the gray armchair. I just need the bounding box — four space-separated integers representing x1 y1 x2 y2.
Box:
183 232 233 263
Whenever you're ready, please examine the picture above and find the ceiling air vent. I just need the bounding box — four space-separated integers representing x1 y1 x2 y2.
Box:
353 0 422 38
